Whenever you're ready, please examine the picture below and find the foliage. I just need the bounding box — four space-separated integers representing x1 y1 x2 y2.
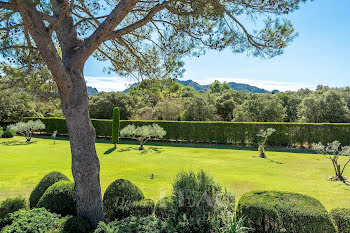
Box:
330 208 350 233
236 190 336 233
0 196 28 229
220 217 251 233
1 208 62 233
52 130 58 144
312 141 350 181
2 130 15 138
103 179 144 221
155 197 173 220
155 98 182 121
210 80 231 94
94 216 167 233
112 107 120 147
298 90 350 123
89 92 136 120
256 128 276 158
7 120 45 142
181 96 213 121
133 107 157 120
0 127 3 138
58 216 92 233
215 92 238 121
37 181 76 216
167 170 235 233
26 117 350 147
120 124 166 150
128 199 155 218
29 171 70 208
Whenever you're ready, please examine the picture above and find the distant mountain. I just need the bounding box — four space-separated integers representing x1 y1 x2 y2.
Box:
123 79 272 93
87 86 98 96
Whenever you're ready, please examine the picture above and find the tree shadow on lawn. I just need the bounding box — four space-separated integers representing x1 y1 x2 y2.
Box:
251 155 284 164
104 147 116 155
0 140 37 146
113 146 163 154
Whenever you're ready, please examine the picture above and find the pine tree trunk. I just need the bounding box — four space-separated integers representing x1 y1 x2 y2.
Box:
61 71 104 227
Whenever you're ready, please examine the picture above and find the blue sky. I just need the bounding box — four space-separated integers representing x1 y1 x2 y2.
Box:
84 0 350 92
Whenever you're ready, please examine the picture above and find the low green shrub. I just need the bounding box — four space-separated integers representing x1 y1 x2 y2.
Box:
129 199 155 217
330 208 350 233
58 216 92 233
37 181 76 216
0 127 3 138
94 216 167 233
2 130 15 138
103 179 144 220
0 196 28 229
1 208 61 233
30 171 70 208
236 190 336 233
167 170 235 233
154 197 172 220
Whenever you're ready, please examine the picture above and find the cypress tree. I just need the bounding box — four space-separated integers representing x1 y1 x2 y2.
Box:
112 107 120 149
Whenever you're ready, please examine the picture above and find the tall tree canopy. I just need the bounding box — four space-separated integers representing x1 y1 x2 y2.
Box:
0 0 308 226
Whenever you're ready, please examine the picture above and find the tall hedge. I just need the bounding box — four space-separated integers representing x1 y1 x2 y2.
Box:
112 107 120 147
24 117 350 146
236 190 336 233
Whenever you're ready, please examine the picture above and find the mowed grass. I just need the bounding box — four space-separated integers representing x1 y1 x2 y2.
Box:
1 136 350 210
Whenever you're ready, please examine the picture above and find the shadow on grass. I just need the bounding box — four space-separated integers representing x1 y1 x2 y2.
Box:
0 140 37 146
104 147 116 155
251 155 284 164
141 147 163 155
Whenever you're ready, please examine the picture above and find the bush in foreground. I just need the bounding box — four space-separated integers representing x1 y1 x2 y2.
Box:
94 216 167 233
168 170 235 233
0 196 28 229
155 196 172 220
57 216 92 233
1 208 61 233
2 130 15 138
37 181 76 216
330 208 350 233
236 190 336 233
30 171 70 208
103 179 144 220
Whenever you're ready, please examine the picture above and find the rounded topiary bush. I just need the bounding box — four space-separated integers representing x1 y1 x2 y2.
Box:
155 196 172 220
330 208 350 233
30 171 70 208
37 180 76 216
94 216 167 233
236 190 336 233
0 196 28 229
59 216 92 233
2 130 16 138
103 179 144 220
1 208 61 233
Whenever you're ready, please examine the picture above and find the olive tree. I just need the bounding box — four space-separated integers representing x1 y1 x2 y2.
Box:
120 124 166 150
256 128 276 158
312 141 350 182
0 0 308 225
8 120 45 142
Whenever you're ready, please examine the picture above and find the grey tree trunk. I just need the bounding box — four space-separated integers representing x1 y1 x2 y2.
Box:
61 71 104 227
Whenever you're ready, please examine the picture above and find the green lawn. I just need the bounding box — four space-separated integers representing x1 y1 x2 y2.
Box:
1 136 350 210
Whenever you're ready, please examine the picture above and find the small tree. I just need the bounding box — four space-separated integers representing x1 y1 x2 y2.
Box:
112 107 120 149
120 124 166 150
312 141 350 182
8 120 45 142
52 130 58 144
256 128 276 158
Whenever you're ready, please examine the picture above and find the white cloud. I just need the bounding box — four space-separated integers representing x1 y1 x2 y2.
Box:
84 76 315 92
85 76 134 92
194 78 316 92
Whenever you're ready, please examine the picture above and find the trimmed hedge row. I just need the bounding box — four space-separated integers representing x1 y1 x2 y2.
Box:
25 117 350 146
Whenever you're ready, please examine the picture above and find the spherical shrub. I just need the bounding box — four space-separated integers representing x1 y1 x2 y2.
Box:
30 171 70 208
103 179 144 220
2 130 16 138
168 170 235 233
0 196 28 229
37 181 76 216
330 208 350 233
155 197 172 220
1 208 61 233
236 190 336 233
59 216 92 233
94 216 167 233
